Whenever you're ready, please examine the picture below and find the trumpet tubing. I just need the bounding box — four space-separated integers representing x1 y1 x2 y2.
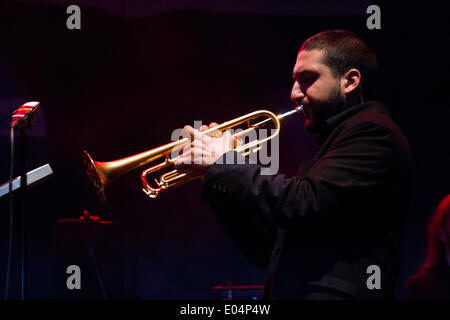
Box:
83 105 303 200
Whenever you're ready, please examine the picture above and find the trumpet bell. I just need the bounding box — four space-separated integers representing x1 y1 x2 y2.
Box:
83 150 107 200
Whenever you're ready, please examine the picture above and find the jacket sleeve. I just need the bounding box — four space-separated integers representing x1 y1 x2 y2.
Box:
201 118 401 268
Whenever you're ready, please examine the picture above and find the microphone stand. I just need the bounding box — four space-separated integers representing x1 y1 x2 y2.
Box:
6 101 41 300
18 129 28 300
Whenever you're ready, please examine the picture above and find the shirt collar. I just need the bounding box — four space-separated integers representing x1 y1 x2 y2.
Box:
316 100 390 145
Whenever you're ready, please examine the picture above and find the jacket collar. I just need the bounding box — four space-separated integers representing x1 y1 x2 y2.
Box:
316 100 390 146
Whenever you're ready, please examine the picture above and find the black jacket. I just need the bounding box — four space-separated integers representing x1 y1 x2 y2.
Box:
201 101 413 299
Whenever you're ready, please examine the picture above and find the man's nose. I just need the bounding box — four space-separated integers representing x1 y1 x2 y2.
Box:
290 81 304 103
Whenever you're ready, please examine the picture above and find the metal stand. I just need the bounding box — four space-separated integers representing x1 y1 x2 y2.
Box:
0 164 53 199
56 211 119 299
85 238 107 300
18 129 28 300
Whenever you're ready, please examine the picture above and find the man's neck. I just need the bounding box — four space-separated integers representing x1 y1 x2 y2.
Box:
345 91 363 109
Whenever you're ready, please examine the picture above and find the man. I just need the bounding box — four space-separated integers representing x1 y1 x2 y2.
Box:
175 30 413 300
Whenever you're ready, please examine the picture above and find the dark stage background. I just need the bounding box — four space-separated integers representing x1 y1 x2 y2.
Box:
0 0 448 299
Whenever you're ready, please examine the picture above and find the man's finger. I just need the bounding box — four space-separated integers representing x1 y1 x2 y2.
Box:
174 154 189 168
181 125 195 140
189 127 205 142
180 144 191 156
192 139 204 149
207 123 222 137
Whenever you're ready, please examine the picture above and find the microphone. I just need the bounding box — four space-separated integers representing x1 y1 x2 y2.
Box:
10 101 41 130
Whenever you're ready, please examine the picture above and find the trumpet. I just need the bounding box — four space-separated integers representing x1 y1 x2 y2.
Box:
83 105 303 200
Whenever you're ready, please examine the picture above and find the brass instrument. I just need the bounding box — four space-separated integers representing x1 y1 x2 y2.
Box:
83 106 303 200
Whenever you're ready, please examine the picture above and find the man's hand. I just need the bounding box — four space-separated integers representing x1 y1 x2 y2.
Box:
174 123 234 171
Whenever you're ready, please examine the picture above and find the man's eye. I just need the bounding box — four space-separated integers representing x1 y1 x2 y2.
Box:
301 77 314 84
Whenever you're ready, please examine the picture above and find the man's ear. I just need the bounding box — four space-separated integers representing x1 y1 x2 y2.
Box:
342 68 361 95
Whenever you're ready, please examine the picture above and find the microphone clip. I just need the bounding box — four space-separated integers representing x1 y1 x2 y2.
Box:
10 101 41 130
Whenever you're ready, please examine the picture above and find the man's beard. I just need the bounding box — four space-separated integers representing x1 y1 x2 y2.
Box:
305 83 346 133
